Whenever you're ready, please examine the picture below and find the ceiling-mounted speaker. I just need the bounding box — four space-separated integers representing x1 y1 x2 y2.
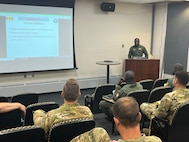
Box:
100 2 115 12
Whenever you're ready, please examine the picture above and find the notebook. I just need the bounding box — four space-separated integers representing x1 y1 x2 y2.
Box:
102 94 115 103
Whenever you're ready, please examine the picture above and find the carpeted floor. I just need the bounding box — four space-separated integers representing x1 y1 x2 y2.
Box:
38 88 121 140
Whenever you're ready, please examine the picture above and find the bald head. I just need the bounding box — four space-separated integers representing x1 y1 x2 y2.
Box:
124 70 135 84
112 97 140 127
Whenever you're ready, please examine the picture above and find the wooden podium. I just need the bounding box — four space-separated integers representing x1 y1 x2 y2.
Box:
125 59 160 82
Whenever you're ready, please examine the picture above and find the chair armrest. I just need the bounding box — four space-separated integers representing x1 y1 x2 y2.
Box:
151 116 169 141
84 94 94 99
153 116 169 124
152 116 169 131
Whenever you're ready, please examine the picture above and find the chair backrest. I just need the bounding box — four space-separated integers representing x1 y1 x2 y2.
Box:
148 86 172 103
0 109 23 130
151 78 168 90
91 84 115 114
0 125 45 142
11 93 39 107
48 118 95 142
167 102 189 142
127 89 150 106
24 102 59 125
0 96 9 102
127 89 150 131
139 79 154 91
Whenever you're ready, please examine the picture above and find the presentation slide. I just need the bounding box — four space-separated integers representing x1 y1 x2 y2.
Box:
0 4 75 73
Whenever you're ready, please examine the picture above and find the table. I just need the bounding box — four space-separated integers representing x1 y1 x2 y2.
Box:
96 60 121 83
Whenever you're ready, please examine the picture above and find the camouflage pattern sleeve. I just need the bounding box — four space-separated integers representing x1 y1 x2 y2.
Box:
140 102 159 119
140 95 172 121
144 135 162 142
154 93 172 119
33 109 49 133
117 134 162 142
34 104 94 135
70 127 112 142
154 90 189 123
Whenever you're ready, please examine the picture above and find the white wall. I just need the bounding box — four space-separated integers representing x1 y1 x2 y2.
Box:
0 0 153 96
74 0 152 76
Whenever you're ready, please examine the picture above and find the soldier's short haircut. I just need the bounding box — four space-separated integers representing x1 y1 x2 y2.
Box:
174 70 189 86
63 78 80 101
112 97 140 127
124 70 135 84
134 38 140 42
172 63 184 75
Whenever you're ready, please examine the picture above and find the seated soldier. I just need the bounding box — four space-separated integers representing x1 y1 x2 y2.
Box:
33 78 93 135
70 127 111 142
140 70 189 137
164 63 183 88
99 70 143 120
71 97 161 142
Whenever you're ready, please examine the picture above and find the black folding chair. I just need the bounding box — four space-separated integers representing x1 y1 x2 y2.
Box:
0 109 23 130
48 118 95 142
24 102 59 125
0 125 45 142
11 93 39 107
84 84 115 114
148 86 172 103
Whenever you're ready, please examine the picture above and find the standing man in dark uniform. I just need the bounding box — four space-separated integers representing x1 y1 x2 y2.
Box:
128 38 148 59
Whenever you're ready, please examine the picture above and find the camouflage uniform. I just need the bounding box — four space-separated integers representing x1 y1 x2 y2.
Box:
70 127 161 142
128 45 148 59
33 103 93 134
140 88 189 125
99 83 143 119
117 134 162 142
70 127 111 142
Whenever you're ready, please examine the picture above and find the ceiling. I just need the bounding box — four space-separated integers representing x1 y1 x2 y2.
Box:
114 0 186 3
